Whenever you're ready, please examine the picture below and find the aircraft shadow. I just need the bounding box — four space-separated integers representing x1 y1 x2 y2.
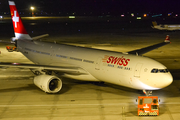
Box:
61 77 141 97
0 72 179 97
61 75 180 98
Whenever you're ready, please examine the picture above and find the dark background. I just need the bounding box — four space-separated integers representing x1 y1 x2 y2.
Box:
0 0 180 15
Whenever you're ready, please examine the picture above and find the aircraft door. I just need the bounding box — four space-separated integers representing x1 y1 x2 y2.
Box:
134 63 143 77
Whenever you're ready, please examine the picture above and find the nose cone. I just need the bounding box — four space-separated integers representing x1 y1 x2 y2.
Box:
158 73 173 88
139 72 173 90
150 72 173 89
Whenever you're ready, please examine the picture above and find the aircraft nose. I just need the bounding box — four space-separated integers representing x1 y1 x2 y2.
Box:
157 73 173 88
141 72 174 90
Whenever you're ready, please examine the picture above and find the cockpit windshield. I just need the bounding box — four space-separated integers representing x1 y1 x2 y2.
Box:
151 69 169 73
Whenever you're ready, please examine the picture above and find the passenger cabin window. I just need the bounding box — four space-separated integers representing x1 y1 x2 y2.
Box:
151 69 169 73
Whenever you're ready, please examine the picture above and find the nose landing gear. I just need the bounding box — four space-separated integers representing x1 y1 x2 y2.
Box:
143 90 152 96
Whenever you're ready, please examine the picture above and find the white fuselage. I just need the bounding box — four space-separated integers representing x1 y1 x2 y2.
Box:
17 39 173 91
154 24 180 30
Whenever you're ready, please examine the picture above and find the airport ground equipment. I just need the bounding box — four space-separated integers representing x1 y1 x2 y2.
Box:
138 96 159 116
6 46 17 52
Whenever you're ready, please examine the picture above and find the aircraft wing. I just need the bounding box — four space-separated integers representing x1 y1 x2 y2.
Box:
32 34 49 40
0 62 87 75
0 34 49 44
0 40 15 44
127 35 170 55
0 40 8 43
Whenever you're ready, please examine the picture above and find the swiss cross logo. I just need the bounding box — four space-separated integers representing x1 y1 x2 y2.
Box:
12 11 19 28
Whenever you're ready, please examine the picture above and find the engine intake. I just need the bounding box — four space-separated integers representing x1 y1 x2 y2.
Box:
34 75 62 93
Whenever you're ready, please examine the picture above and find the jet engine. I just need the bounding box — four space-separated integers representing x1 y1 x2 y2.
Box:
34 75 62 93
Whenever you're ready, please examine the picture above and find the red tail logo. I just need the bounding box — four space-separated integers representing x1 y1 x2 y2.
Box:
9 1 31 40
9 1 27 34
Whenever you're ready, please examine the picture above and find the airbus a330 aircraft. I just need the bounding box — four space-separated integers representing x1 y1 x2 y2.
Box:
0 1 173 95
152 21 180 31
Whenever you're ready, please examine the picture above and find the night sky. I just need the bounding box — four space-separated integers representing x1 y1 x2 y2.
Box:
0 0 180 15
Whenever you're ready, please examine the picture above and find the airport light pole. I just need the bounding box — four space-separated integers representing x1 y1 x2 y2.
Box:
30 6 34 17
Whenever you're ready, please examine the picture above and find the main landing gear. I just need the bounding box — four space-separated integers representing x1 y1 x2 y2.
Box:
143 90 152 96
30 69 53 75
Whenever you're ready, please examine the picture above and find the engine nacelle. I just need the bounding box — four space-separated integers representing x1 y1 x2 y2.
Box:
34 75 62 93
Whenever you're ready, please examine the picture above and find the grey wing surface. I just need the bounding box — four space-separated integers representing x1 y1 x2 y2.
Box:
0 62 87 75
127 35 170 55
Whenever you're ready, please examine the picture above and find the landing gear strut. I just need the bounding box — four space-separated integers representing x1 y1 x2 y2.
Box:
30 69 53 75
143 90 152 96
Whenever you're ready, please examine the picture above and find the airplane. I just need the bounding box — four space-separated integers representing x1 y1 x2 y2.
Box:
0 1 173 96
152 21 180 31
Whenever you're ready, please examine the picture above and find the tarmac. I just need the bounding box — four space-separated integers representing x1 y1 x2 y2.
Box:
0 17 180 120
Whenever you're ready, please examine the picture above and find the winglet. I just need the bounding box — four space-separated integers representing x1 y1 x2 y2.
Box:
164 35 170 43
8 1 32 40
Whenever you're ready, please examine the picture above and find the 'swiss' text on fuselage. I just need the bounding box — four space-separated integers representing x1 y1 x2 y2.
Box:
103 55 130 66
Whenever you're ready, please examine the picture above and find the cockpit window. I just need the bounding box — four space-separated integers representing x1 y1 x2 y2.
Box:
151 69 169 73
151 69 158 73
